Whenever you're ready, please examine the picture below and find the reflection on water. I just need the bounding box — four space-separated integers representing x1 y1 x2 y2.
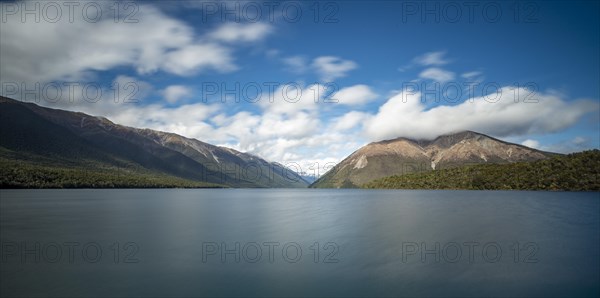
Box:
1 189 598 297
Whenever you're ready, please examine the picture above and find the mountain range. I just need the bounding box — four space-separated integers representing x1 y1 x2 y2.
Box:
2 96 578 190
0 96 308 188
310 131 556 188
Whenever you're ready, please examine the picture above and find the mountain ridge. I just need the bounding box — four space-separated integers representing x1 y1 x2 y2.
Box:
310 130 558 188
0 96 308 188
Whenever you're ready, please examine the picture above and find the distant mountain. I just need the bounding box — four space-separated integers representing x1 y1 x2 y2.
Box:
310 131 556 188
0 96 308 188
293 172 318 184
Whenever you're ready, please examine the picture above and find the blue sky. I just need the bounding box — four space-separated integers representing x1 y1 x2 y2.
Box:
1 0 598 174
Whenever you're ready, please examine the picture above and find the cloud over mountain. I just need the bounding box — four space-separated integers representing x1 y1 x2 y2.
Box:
363 88 598 141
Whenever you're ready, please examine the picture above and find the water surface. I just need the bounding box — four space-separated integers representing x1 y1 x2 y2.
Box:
1 189 598 297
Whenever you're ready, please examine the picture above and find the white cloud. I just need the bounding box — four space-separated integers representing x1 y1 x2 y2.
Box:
419 67 456 83
208 22 273 43
255 112 320 139
162 85 192 103
331 111 370 131
199 83 374 166
521 139 540 149
257 83 327 115
399 51 451 72
333 85 378 105
312 56 358 82
460 71 485 89
461 71 483 79
161 43 237 76
282 56 308 74
113 75 154 102
363 87 599 141
111 103 219 134
414 51 450 66
0 3 272 83
280 54 358 82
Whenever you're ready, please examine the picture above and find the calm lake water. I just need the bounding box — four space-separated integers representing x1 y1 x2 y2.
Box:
0 189 598 297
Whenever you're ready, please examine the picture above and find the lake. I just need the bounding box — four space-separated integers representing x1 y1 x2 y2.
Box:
1 189 598 297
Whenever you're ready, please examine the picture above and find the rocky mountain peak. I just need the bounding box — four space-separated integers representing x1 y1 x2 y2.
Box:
311 131 556 188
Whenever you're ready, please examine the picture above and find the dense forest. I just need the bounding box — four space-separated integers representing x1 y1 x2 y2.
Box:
363 150 600 191
0 157 224 189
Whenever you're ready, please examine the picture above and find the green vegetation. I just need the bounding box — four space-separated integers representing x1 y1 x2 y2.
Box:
0 157 224 189
363 150 600 191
